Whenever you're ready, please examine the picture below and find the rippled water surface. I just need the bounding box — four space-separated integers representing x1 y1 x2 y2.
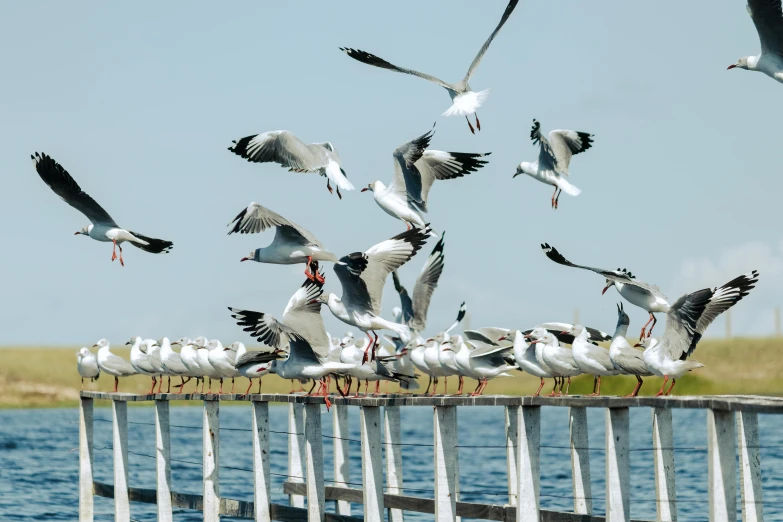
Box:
2 404 783 521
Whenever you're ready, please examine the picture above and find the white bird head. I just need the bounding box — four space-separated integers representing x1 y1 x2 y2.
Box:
74 225 92 236
77 347 91 359
92 338 109 350
206 339 223 351
727 56 751 71
225 342 242 352
172 337 190 346
192 336 208 348
361 181 383 193
513 162 535 178
240 250 259 263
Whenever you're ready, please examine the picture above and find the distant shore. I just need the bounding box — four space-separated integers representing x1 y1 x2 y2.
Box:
1 338 780 408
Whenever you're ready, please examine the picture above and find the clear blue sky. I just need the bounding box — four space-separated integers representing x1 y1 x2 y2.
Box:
1 0 780 345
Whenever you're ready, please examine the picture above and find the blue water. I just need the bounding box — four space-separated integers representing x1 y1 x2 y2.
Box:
1 405 783 521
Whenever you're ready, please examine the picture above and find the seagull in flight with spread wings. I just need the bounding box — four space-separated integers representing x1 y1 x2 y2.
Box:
31 152 173 266
340 0 520 134
728 0 783 84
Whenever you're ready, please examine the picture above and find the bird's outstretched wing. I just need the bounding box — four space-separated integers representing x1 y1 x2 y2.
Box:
748 0 783 55
463 0 521 83
227 202 322 247
32 152 119 227
391 271 415 326
410 232 447 331
340 48 452 89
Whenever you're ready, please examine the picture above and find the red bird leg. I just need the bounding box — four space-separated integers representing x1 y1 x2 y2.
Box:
405 221 411 231
565 377 573 396
647 314 658 338
114 376 119 393
551 186 558 209
364 380 369 396
655 376 669 396
534 378 545 397
665 378 677 396
245 379 253 395
465 115 475 134
624 375 643 398
374 380 380 396
640 313 654 340
111 240 118 262
455 375 464 396
475 113 481 131
304 257 314 281
118 244 125 267
327 180 333 194
555 189 561 209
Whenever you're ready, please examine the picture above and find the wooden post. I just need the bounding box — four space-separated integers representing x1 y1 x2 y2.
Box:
737 411 763 522
155 400 173 522
333 405 351 516
112 400 130 522
360 406 384 521
708 409 737 522
515 406 540 522
652 408 677 521
203 399 220 522
505 406 518 507
605 407 630 522
384 406 404 522
252 401 271 522
434 406 458 522
288 403 306 508
569 407 592 515
79 397 94 522
304 403 325 522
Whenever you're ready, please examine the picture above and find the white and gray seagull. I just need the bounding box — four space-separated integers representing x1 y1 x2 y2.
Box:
541 243 670 339
228 131 354 199
94 339 137 393
319 227 432 363
362 127 489 229
641 271 759 396
31 152 173 266
513 120 594 209
608 303 652 397
340 0 520 134
728 0 783 84
228 202 338 283
77 347 100 389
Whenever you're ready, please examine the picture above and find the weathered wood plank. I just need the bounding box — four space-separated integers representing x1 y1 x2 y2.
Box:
505 406 518 508
333 405 352 516
606 407 630 522
288 403 306 508
155 399 172 522
516 406 541 522
708 409 737 522
569 406 592 515
252 400 272 522
384 405 404 522
203 399 220 522
79 397 94 522
737 411 764 522
360 406 384 521
304 403 325 522
112 400 130 522
434 405 458 522
651 408 676 521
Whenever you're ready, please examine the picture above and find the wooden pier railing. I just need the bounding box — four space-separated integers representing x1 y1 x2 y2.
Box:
78 391 780 522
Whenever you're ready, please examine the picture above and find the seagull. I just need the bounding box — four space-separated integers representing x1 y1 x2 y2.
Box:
234 347 273 395
727 0 783 84
31 152 173 266
228 131 354 198
94 339 136 392
318 227 431 362
340 0 520 133
208 340 242 393
541 243 670 339
194 337 222 393
128 337 163 394
608 303 652 397
641 271 759 396
464 339 517 396
361 128 489 229
528 328 582 396
566 325 620 396
172 337 203 393
498 331 554 397
228 202 338 283
77 347 100 389
158 337 190 393
522 322 612 346
513 120 594 209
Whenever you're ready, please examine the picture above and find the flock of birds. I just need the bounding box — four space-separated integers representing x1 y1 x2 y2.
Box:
64 0 780 402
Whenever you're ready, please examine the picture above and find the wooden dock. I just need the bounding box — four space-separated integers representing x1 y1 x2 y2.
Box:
79 391 779 521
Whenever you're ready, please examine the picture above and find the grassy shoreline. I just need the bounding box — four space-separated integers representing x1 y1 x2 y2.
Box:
1 338 781 408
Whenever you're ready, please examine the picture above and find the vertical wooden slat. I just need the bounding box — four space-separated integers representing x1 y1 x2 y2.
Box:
606 407 630 522
516 406 540 522
434 406 458 522
505 406 518 507
652 408 677 521
304 403 325 522
112 400 130 522
155 399 172 522
288 403 306 508
79 397 94 522
252 401 271 522
361 406 384 521
203 399 220 522
737 411 764 522
569 406 592 515
708 409 737 522
384 405 404 522
333 405 351 516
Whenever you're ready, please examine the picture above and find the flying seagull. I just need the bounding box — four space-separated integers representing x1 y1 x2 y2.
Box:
514 120 594 209
228 130 354 199
319 227 432 363
31 152 173 266
728 0 783 84
641 271 759 396
541 243 670 339
362 127 489 229
340 0 520 134
228 201 338 283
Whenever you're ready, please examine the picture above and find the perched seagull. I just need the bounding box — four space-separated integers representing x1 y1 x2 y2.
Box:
128 337 163 394
94 339 136 392
77 347 100 389
567 325 620 396
31 152 173 266
234 348 273 395
391 232 446 333
172 337 202 393
642 271 759 396
228 131 354 198
608 303 652 397
319 227 431 362
541 243 670 339
158 337 190 393
341 0 520 133
362 128 489 229
208 340 242 393
499 331 554 397
228 202 337 283
522 323 612 346
728 0 783 84
464 327 512 346
528 328 582 396
513 120 594 209
194 337 222 393
465 339 517 396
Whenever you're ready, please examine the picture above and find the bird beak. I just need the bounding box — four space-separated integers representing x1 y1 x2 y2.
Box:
74 231 81 235
601 284 611 295
91 344 98 348
512 172 521 178
308 299 320 305
240 256 252 262
498 335 507 341
224 347 230 351
634 343 642 347
361 187 369 192
727 64 737 70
